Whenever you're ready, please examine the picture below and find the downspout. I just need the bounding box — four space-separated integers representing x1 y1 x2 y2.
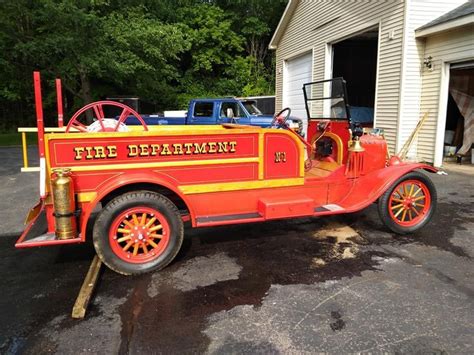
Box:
395 0 411 154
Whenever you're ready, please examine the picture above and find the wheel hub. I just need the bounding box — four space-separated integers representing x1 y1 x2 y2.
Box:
402 197 415 209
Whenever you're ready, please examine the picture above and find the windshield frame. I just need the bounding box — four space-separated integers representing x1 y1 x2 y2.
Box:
303 77 351 121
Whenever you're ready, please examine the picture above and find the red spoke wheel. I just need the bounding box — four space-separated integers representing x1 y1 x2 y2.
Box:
65 101 148 133
93 191 183 275
378 171 437 234
109 207 170 264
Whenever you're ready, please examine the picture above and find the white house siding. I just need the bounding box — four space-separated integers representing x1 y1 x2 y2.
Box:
275 0 406 153
398 0 468 159
419 25 474 165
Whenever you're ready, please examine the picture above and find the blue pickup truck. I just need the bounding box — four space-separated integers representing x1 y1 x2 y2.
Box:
125 98 303 133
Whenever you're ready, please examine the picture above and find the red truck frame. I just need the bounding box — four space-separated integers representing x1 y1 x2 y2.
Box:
17 73 437 275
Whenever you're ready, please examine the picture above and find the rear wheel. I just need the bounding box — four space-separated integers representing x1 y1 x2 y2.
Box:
378 171 436 234
93 191 183 275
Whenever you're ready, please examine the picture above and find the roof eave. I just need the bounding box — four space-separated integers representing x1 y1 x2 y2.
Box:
415 13 474 38
269 0 299 50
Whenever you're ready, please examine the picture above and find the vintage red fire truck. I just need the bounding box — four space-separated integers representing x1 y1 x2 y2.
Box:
17 73 437 275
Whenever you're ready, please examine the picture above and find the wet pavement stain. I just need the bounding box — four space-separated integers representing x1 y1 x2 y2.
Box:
330 311 345 332
393 202 473 258
116 252 263 352
2 190 471 353
119 276 148 354
167 253 243 292
107 217 389 353
346 202 473 258
0 237 97 353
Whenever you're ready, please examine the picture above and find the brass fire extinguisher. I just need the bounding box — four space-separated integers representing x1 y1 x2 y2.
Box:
51 168 77 240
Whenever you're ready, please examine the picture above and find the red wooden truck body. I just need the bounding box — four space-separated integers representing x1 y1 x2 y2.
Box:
17 73 437 275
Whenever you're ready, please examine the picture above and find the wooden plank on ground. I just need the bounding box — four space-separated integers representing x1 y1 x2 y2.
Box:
72 255 102 319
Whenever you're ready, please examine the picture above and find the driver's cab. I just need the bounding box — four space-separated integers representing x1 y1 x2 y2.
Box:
303 78 352 165
299 77 387 179
271 78 354 179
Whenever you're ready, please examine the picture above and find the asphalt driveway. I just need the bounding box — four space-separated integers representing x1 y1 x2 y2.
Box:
0 146 473 353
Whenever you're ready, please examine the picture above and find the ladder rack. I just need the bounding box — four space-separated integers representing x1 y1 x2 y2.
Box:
17 127 67 172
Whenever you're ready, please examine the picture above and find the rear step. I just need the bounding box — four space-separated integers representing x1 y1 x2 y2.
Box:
15 201 83 248
16 233 82 248
258 195 315 219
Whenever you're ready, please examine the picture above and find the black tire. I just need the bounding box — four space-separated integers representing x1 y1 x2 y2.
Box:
93 191 184 275
378 171 437 234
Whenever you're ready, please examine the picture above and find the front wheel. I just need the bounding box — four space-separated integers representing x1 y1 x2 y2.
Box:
93 191 184 275
378 171 437 234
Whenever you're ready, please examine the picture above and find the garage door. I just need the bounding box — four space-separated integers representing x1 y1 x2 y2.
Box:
283 52 312 132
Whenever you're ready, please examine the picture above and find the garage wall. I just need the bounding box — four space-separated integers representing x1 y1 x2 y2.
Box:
274 0 406 153
398 0 468 159
419 25 474 166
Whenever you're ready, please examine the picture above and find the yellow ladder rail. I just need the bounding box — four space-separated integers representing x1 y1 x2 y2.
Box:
18 127 68 172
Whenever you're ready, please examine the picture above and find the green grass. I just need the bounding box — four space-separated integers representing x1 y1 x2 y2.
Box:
0 132 38 146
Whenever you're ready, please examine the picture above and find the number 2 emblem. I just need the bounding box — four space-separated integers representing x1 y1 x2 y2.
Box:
275 151 287 163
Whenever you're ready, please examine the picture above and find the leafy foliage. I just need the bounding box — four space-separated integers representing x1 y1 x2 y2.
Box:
0 0 287 129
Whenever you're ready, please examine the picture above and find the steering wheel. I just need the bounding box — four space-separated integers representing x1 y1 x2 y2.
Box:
271 107 291 128
65 101 148 133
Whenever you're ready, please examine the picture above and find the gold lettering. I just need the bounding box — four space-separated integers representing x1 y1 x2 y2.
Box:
139 144 149 156
94 146 106 158
150 144 160 156
173 143 184 155
85 146 94 159
128 145 138 157
74 147 85 160
184 143 193 154
275 152 286 163
193 142 207 154
107 146 117 158
108 141 242 159
208 142 217 153
217 142 228 153
229 141 237 153
160 144 172 155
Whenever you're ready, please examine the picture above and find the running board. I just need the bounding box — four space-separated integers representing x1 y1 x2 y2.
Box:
314 204 346 215
196 212 263 227
194 202 347 227
16 233 82 248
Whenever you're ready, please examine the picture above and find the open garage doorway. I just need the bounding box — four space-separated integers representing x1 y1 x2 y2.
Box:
331 27 379 127
443 62 474 164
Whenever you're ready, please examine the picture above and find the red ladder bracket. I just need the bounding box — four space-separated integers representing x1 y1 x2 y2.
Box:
33 71 47 198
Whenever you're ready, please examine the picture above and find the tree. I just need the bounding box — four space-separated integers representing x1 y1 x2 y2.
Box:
0 0 188 121
0 0 288 129
215 0 288 95
172 3 245 104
